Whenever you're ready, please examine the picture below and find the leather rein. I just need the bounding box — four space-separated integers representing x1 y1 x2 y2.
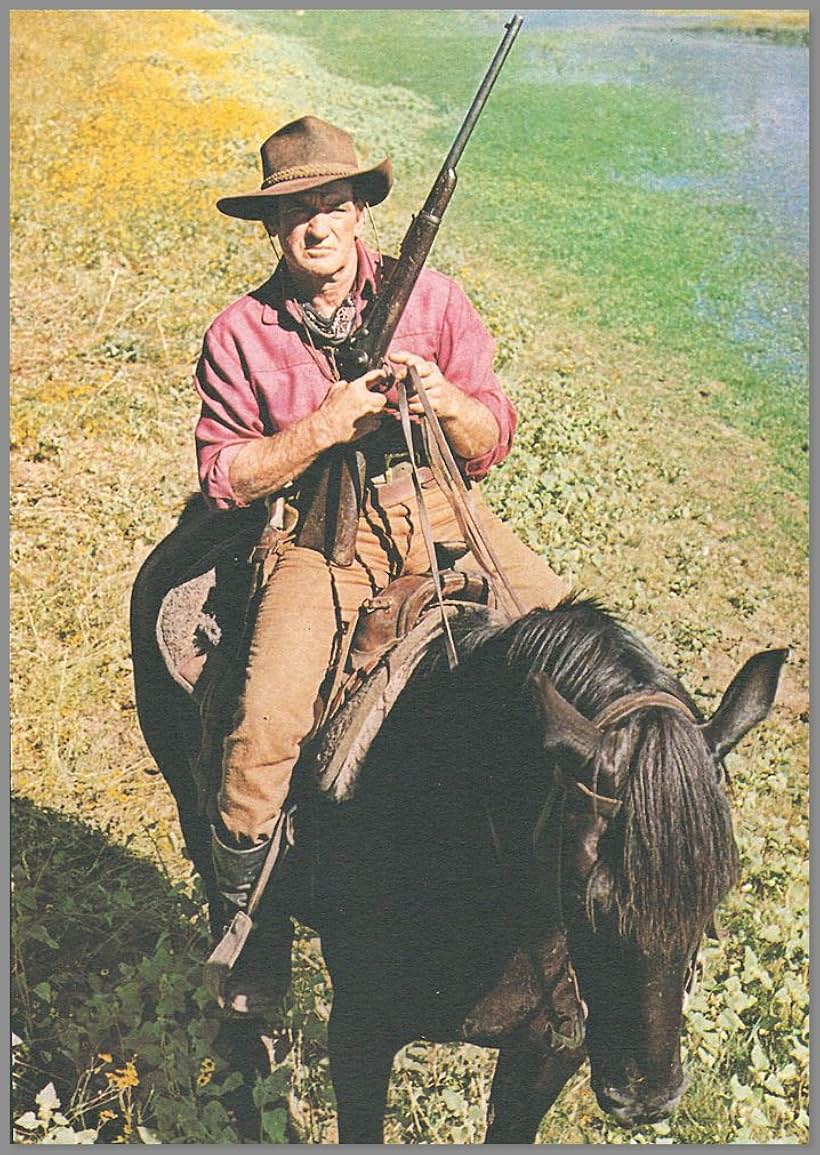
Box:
393 380 707 1007
391 380 702 916
394 367 524 669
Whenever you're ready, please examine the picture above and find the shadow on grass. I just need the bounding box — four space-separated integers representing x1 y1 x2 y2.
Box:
11 794 273 1143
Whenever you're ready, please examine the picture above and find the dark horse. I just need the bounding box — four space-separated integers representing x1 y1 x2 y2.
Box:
131 520 785 1142
285 602 784 1141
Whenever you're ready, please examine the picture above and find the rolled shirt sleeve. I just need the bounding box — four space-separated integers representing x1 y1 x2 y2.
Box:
435 278 517 480
194 325 265 509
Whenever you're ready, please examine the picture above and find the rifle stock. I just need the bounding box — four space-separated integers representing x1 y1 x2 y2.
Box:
298 15 523 564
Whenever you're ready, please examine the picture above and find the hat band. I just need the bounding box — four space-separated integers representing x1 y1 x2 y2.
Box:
260 162 359 190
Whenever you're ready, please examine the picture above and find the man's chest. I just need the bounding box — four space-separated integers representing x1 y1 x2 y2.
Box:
243 316 444 433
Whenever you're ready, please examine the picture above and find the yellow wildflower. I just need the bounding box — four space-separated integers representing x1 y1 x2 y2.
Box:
197 1055 215 1087
107 1059 139 1089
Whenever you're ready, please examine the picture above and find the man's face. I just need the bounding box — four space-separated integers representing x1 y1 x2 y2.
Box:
268 179 363 284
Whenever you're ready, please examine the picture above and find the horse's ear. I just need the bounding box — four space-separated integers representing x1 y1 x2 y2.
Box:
530 673 602 765
700 649 788 761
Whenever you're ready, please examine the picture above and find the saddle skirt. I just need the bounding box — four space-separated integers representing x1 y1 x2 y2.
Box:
154 516 261 698
314 587 502 803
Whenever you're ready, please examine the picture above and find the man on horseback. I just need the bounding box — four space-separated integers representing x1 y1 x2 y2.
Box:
195 115 568 1014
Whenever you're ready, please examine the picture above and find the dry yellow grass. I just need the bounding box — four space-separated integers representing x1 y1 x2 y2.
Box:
651 9 809 33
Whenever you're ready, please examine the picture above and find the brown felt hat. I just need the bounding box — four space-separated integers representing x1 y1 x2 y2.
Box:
216 115 393 221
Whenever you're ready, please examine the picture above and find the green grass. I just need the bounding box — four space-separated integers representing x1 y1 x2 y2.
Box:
11 10 807 1145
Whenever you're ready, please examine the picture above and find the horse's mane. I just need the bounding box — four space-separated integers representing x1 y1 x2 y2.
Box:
458 596 739 955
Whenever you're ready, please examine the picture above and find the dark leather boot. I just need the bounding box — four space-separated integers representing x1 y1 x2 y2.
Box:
209 828 293 1017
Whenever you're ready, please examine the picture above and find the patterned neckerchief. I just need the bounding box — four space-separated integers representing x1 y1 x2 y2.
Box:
298 296 357 347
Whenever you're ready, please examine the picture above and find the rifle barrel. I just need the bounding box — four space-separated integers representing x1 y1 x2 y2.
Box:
338 12 524 378
443 14 523 173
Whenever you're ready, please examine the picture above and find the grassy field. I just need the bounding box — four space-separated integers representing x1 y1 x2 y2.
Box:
11 10 808 1144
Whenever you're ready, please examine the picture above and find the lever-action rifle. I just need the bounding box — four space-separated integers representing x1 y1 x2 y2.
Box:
296 14 523 566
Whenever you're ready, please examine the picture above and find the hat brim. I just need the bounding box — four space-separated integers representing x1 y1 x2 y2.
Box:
216 158 393 221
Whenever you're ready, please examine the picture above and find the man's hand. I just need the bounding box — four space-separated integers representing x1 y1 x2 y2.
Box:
315 368 388 445
227 368 387 505
389 350 500 461
389 351 462 419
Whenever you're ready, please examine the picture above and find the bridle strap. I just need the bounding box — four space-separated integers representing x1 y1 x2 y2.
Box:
556 692 695 818
532 778 568 928
531 688 712 1008
592 690 696 730
564 777 621 819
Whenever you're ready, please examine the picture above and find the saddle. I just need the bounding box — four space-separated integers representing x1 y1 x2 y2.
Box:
153 510 501 809
147 500 586 1051
314 575 500 803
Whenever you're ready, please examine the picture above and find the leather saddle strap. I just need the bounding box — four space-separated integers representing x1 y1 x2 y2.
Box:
202 805 296 1001
247 804 296 919
397 377 459 670
407 366 524 618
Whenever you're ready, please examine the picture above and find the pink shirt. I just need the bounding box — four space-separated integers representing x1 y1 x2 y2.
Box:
194 242 517 509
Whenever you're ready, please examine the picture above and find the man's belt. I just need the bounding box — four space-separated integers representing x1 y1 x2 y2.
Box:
368 463 435 506
366 449 422 484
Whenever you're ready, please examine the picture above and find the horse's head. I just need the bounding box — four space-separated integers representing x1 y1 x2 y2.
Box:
531 648 786 1128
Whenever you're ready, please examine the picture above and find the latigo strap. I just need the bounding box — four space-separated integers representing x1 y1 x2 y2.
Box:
404 366 524 619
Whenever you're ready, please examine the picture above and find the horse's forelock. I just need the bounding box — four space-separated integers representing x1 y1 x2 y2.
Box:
596 712 739 956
